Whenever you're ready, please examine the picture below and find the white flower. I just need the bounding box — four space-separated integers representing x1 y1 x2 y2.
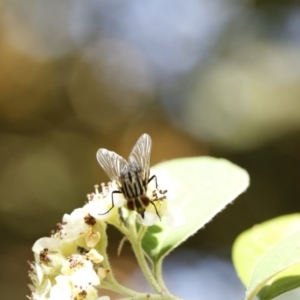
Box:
61 208 90 240
48 254 101 300
86 174 184 228
61 253 100 285
49 274 102 300
28 251 107 300
29 235 108 300
49 275 71 300
32 237 64 254
32 237 65 277
28 183 115 300
28 262 51 300
58 207 101 248
149 169 180 200
136 210 160 226
28 279 51 300
136 170 185 227
85 183 126 221
28 262 44 287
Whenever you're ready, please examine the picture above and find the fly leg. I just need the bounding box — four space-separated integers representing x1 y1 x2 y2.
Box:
99 190 122 215
148 175 158 188
148 175 164 219
149 200 161 220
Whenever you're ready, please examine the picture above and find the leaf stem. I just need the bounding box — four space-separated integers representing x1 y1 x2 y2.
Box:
153 258 171 295
119 294 180 300
100 281 137 297
137 225 147 242
129 234 163 295
96 222 136 297
96 222 115 283
100 214 180 299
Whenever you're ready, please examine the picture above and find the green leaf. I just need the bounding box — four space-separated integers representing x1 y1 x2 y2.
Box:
142 156 250 263
232 214 300 300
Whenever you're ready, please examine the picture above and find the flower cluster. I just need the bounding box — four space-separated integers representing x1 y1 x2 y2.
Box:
28 172 183 299
27 205 110 300
86 174 183 228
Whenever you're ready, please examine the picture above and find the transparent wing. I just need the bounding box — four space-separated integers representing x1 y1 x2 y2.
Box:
96 149 128 184
128 133 152 181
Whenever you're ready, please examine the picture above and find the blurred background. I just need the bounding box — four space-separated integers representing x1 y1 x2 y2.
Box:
1 0 300 299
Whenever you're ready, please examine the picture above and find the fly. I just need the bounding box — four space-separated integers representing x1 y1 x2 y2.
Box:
96 133 160 219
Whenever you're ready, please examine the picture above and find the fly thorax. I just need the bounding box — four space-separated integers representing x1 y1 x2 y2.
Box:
120 163 147 199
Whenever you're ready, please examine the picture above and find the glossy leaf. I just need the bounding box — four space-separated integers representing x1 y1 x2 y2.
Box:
232 214 300 300
142 156 250 263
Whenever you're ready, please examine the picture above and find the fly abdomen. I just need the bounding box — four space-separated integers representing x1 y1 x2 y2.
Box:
127 199 135 211
126 196 149 218
140 195 149 206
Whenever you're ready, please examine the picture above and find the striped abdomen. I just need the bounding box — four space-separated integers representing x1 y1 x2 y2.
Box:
120 163 149 217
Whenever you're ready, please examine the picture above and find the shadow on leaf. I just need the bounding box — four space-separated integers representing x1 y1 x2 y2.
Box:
257 275 300 300
142 225 163 259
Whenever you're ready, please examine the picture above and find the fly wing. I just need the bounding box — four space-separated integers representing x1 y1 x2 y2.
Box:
97 149 128 185
128 133 152 182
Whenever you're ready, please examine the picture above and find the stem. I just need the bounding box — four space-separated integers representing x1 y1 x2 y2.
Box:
114 215 161 294
128 211 138 237
96 222 136 297
119 295 176 300
98 216 181 300
134 226 178 299
109 216 131 237
97 222 114 283
136 225 154 267
101 281 137 297
153 258 171 295
126 220 176 298
129 236 163 295
137 225 147 242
